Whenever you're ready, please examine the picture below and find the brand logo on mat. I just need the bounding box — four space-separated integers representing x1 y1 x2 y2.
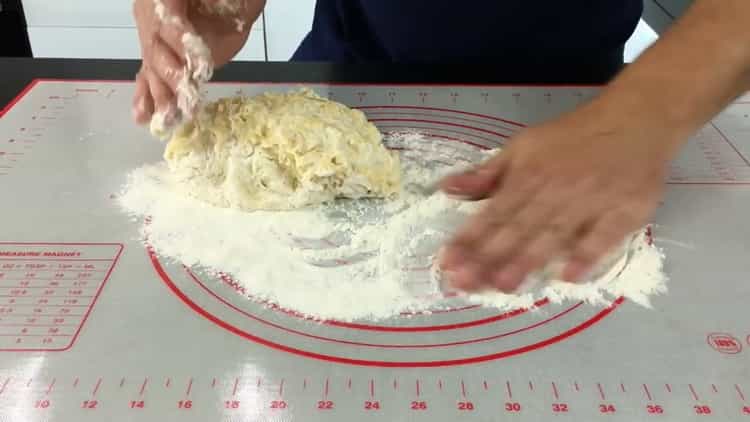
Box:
706 333 742 355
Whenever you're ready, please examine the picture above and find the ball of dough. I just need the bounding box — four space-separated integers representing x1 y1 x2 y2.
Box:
164 88 401 210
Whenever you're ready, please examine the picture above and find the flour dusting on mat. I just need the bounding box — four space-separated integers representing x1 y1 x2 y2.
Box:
118 132 668 321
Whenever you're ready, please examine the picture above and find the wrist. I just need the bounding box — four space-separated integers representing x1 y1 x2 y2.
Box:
577 87 687 161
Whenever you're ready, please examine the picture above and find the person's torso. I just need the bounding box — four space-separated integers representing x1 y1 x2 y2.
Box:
293 0 643 80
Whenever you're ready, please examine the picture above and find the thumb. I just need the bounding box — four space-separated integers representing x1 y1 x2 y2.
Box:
439 151 508 200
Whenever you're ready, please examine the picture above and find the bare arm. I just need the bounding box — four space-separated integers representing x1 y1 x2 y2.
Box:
132 0 266 125
439 0 750 291
596 0 750 158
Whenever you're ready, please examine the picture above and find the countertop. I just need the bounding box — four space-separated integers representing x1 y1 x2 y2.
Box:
0 58 617 113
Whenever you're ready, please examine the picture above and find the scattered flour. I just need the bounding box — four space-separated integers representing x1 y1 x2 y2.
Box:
118 131 668 321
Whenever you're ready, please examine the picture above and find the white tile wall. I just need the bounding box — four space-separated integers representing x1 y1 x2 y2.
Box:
23 0 265 61
23 0 136 27
625 19 659 62
28 26 265 61
263 0 315 61
22 0 263 29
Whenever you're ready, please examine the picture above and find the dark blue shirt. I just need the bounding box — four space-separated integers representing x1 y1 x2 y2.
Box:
292 1 643 80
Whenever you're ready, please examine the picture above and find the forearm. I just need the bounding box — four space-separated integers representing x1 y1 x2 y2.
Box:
589 0 750 158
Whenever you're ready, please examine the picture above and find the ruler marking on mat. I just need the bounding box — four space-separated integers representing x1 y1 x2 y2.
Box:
92 378 102 396
644 384 653 401
689 384 700 402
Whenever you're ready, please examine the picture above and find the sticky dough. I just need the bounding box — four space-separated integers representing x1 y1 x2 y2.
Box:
164 89 401 210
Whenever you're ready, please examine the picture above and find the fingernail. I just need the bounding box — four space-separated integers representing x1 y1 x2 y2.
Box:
562 261 588 282
493 264 523 291
574 266 597 283
437 246 462 271
132 95 144 113
476 167 494 177
439 270 459 292
132 106 141 122
133 100 150 124
441 181 471 198
448 263 479 290
441 182 463 194
164 104 181 126
435 246 447 268
513 275 541 294
446 193 472 201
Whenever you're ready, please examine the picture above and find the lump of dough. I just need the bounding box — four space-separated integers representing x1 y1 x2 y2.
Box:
163 88 401 210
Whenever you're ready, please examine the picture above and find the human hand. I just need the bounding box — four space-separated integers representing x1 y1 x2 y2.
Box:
437 101 674 292
132 0 265 126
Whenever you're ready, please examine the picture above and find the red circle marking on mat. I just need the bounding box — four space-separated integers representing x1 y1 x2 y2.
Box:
186 267 555 332
384 131 486 150
363 111 521 133
175 132 511 332
355 105 527 128
182 267 581 348
151 248 623 367
370 118 509 139
209 268 488 320
378 125 500 147
144 110 619 364
211 267 486 318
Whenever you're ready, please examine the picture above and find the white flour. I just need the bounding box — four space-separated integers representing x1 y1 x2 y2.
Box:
118 132 668 321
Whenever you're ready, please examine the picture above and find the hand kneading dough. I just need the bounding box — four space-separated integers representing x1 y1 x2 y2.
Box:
164 89 401 210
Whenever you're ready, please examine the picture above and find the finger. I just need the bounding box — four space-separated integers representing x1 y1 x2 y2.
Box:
145 68 178 122
134 0 160 58
563 207 645 282
439 176 541 291
159 0 214 81
499 224 575 291
145 35 185 94
158 7 194 60
473 190 566 290
439 180 531 274
441 171 541 267
139 0 193 68
156 0 190 27
133 70 155 124
442 259 485 292
440 152 508 199
491 188 610 290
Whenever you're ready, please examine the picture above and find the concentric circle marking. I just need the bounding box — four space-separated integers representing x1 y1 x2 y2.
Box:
146 107 623 366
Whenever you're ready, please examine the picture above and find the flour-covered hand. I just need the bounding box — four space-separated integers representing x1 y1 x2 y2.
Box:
438 101 673 292
132 0 265 125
